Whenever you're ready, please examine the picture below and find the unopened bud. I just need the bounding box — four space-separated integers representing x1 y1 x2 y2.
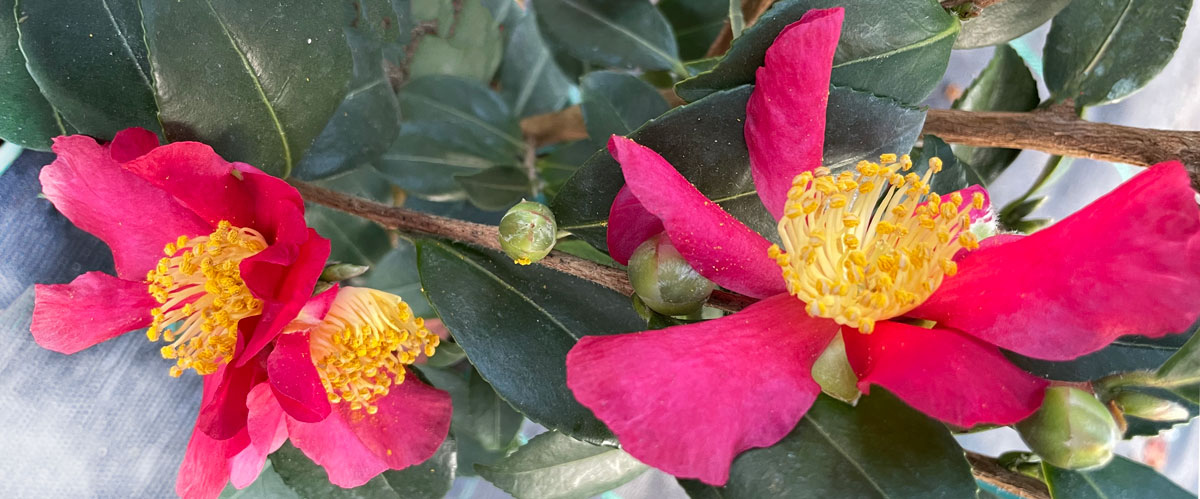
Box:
320 263 370 282
627 234 715 316
498 201 557 265
1111 391 1190 422
1016 387 1119 470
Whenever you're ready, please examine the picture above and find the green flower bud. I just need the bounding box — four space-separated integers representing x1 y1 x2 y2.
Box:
498 201 557 265
627 234 716 316
812 332 861 403
1111 391 1190 422
320 263 370 282
1016 387 1119 470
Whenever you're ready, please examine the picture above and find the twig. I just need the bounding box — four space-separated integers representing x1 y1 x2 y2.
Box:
967 452 1051 499
705 0 778 58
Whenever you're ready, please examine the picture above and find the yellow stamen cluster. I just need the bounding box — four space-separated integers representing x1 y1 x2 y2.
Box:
769 154 983 334
146 221 266 377
309 287 440 414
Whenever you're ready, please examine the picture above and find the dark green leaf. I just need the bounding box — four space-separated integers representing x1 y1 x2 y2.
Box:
659 0 727 61
533 0 685 74
362 239 433 319
675 0 959 105
142 0 352 177
1157 320 1200 387
381 438 457 499
305 166 394 266
455 165 531 211
552 84 925 250
1044 0 1191 107
425 340 467 368
914 135 973 195
294 30 401 180
580 71 670 144
555 239 621 268
407 0 502 82
1007 330 1196 382
219 461 301 498
15 0 159 139
538 140 595 200
950 45 1039 184
418 366 524 475
416 239 646 444
1043 455 1193 499
492 3 573 117
270 442 398 498
955 0 1071 49
692 391 978 498
0 0 63 150
476 431 648 499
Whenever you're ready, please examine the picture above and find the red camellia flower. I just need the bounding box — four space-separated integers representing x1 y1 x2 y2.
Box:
29 128 333 495
566 8 1200 485
182 285 452 495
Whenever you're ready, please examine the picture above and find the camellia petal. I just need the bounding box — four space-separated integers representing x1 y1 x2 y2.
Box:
843 321 1048 427
39 135 210 279
120 141 259 229
608 135 786 298
108 127 161 163
913 161 1200 360
177 376 245 499
606 186 664 265
31 272 158 354
228 383 288 489
340 370 453 471
239 230 331 362
566 294 840 485
195 361 267 440
267 331 331 423
744 8 842 220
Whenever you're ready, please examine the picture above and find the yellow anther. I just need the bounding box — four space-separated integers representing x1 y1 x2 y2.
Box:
972 192 985 210
879 153 897 164
929 157 943 173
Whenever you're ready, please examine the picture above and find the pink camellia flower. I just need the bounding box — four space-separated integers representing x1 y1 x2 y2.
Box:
566 7 1200 485
181 285 452 497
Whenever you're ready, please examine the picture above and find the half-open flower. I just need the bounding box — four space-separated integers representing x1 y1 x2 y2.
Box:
566 7 1200 485
31 128 331 438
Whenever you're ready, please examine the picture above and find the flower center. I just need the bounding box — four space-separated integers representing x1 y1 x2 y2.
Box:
768 154 982 334
309 287 440 414
146 221 266 377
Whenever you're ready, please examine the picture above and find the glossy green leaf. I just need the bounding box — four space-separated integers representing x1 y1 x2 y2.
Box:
580 71 670 145
683 391 978 498
955 0 1071 49
1043 455 1193 499
362 239 433 319
1044 0 1191 108
533 0 685 75
552 84 925 250
659 0 727 61
142 0 352 177
675 0 959 105
270 442 397 498
416 239 646 444
418 366 524 475
0 0 63 150
538 140 595 200
950 45 1039 185
408 0 502 83
1157 321 1200 386
455 165 531 211
15 0 160 140
475 431 649 499
1007 330 1196 383
492 2 573 117
305 166 394 266
294 30 401 180
218 461 301 499
381 438 457 498
379 75 524 198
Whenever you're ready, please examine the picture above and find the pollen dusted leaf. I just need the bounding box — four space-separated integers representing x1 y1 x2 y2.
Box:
415 239 647 445
475 431 650 499
141 0 353 177
680 391 978 498
0 0 65 150
14 0 161 140
675 0 960 105
532 0 685 74
954 0 1070 49
551 84 925 251
1042 455 1194 499
1044 0 1191 108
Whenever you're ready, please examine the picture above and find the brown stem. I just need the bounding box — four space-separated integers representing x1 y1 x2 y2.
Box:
924 108 1200 189
967 452 1051 499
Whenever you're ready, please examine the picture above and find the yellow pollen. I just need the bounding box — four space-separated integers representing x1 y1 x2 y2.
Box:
771 154 982 333
308 287 440 414
145 221 266 376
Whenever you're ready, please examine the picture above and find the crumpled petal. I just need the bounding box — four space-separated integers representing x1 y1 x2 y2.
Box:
606 186 664 265
567 293 840 485
228 383 288 489
32 272 157 354
239 230 331 362
913 161 1200 360
608 135 786 298
843 321 1048 427
39 135 210 279
745 8 843 219
195 361 268 440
